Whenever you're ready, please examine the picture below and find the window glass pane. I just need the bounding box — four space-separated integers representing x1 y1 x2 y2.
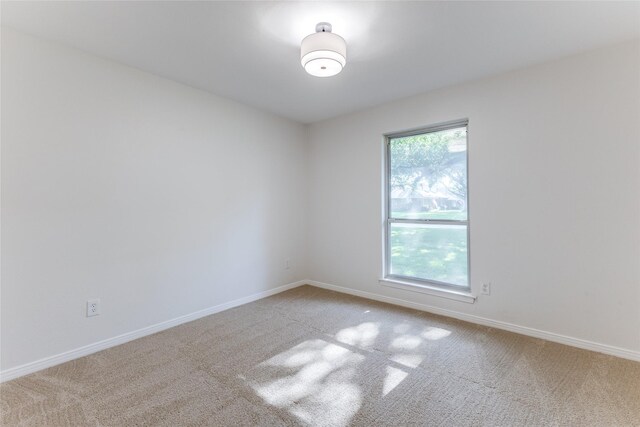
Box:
389 223 468 287
389 127 467 220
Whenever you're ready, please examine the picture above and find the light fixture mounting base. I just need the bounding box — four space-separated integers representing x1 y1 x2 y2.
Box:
315 22 332 33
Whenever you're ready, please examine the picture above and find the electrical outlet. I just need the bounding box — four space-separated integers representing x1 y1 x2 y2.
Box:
285 258 290 270
481 283 491 296
87 299 101 317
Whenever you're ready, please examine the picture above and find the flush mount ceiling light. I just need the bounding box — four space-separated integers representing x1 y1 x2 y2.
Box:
300 22 347 77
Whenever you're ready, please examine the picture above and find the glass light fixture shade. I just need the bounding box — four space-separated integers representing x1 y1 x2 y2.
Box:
300 31 347 77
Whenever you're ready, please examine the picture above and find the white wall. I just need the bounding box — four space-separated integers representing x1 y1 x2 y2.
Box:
1 28 308 371
307 40 640 354
2 27 639 374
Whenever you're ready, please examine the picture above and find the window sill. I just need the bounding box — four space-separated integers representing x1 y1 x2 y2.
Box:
379 278 476 304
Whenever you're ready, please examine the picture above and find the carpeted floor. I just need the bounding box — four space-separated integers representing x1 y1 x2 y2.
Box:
1 285 639 426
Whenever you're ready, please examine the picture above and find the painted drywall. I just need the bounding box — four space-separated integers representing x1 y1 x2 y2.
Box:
1 28 308 371
2 26 639 375
307 40 640 354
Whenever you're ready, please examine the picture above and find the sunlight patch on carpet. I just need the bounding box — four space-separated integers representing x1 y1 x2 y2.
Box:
390 353 423 369
335 322 380 348
247 339 365 426
422 327 451 340
383 366 408 396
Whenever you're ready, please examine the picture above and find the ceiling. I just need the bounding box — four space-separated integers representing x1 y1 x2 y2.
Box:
2 1 639 124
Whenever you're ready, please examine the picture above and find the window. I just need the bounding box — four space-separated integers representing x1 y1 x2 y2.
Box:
385 120 469 291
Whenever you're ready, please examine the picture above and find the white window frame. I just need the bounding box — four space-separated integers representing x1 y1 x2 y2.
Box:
382 119 474 302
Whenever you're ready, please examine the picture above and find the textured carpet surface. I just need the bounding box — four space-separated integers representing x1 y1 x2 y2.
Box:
2 285 639 426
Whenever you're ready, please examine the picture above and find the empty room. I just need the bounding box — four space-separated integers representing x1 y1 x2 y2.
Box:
1 1 639 426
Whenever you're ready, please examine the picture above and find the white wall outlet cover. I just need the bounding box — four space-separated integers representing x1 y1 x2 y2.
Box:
481 283 491 296
87 299 101 317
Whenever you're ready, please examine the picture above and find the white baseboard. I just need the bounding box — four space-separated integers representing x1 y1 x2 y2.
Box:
307 280 640 362
3 278 638 383
0 280 307 383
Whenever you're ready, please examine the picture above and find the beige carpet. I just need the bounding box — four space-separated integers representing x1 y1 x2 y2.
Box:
1 285 639 426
